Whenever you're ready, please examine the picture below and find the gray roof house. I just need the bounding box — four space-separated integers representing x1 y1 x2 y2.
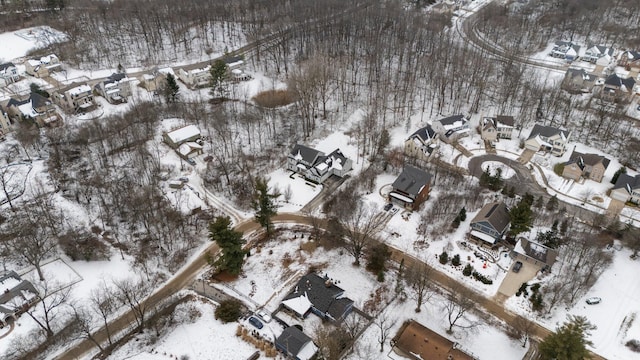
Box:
511 238 558 271
404 124 439 161
469 202 510 245
601 74 636 103
583 45 614 63
281 273 354 322
0 271 39 326
610 173 640 205
561 68 597 93
431 115 470 143
550 40 580 61
95 73 132 104
275 326 318 360
389 165 432 211
480 115 515 141
286 144 352 184
525 124 571 156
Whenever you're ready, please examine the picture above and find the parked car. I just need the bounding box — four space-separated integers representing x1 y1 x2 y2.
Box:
586 297 601 305
256 310 272 323
512 261 523 273
178 177 189 183
383 203 393 211
248 316 263 329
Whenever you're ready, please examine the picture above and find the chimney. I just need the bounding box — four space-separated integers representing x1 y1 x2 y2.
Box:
325 280 333 288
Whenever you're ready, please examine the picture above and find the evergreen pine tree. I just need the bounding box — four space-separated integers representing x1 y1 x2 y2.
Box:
209 59 228 98
539 316 596 360
611 167 626 184
253 177 280 236
165 73 180 103
208 216 246 275
546 195 558 211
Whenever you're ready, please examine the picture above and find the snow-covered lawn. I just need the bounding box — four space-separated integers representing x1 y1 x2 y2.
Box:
505 246 640 359
268 169 322 212
107 299 259 360
0 163 31 204
0 26 67 62
478 161 516 179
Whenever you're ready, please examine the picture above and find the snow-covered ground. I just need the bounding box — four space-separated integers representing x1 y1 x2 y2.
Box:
268 168 322 212
0 26 67 62
505 245 640 359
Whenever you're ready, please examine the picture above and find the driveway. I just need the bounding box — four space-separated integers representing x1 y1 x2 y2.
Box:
497 261 540 299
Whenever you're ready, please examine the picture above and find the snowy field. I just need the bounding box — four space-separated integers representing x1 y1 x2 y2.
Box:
506 246 640 359
268 168 322 212
0 26 67 62
0 163 32 204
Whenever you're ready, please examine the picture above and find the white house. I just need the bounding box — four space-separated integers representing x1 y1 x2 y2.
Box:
480 116 515 142
52 83 96 114
583 45 614 63
524 124 571 156
286 144 352 184
163 125 201 148
0 62 20 87
95 73 132 104
24 54 61 78
431 114 470 143
610 174 640 204
177 65 211 88
549 41 580 61
404 124 439 161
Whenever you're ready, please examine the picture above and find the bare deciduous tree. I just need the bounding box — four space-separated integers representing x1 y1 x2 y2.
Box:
442 286 478 334
374 311 397 353
405 261 435 312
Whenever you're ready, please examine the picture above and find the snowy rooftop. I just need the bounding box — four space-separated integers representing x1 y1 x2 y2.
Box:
166 125 201 144
68 84 91 96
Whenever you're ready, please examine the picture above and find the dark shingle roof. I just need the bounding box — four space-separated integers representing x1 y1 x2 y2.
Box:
471 202 510 234
283 273 344 314
276 326 312 357
437 114 466 126
289 144 324 165
105 72 126 84
565 150 610 170
527 124 570 141
223 55 244 64
0 62 16 71
495 115 515 127
30 93 51 108
392 165 432 196
565 68 597 82
409 124 436 142
604 74 636 90
612 173 640 191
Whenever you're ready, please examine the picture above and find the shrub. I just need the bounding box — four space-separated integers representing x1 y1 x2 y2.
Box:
462 264 473 276
59 231 110 261
472 271 493 285
516 282 528 297
366 243 391 275
451 254 461 267
553 163 565 176
214 299 242 323
439 251 448 264
377 271 385 282
626 339 640 353
530 293 544 312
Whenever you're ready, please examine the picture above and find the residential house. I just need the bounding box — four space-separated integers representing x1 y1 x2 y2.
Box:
177 141 204 160
163 125 201 148
275 326 318 360
224 55 244 71
391 320 475 360
404 124 439 161
480 115 515 142
0 62 20 87
524 124 571 156
286 144 352 184
600 74 636 103
618 50 640 77
388 165 432 211
281 272 354 322
549 41 580 61
594 55 613 76
469 201 510 245
432 114 470 143
511 238 558 272
562 150 610 183
561 68 597 93
7 93 60 127
583 45 614 63
24 54 61 78
0 271 39 327
139 67 173 93
0 108 11 138
95 73 132 104
177 65 211 88
610 173 640 204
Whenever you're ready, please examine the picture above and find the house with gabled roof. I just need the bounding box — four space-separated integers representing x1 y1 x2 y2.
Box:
561 68 597 93
404 124 439 161
610 173 640 205
391 320 476 360
388 165 432 211
524 124 571 156
511 238 558 272
0 271 39 327
469 202 510 245
177 65 211 88
583 45 614 63
7 93 60 127
618 50 640 76
549 40 580 61
275 326 318 360
95 73 132 104
600 74 636 103
281 272 354 322
432 115 470 143
0 62 20 87
480 115 515 142
24 54 61 78
52 82 96 114
562 149 610 183
286 144 352 184
163 125 201 148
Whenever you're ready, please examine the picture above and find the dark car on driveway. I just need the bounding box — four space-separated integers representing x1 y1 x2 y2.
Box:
383 203 393 211
513 261 523 273
248 316 263 329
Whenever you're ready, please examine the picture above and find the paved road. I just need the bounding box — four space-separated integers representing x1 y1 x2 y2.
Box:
467 154 601 225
